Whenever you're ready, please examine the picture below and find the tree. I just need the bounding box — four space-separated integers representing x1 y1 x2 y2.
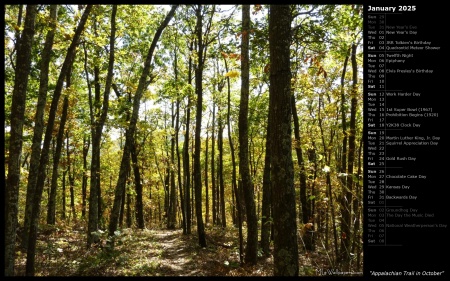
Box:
25 5 93 275
107 5 178 248
21 4 57 251
5 5 37 276
239 4 258 265
47 79 70 225
269 5 299 276
192 4 214 247
87 4 117 246
340 42 359 270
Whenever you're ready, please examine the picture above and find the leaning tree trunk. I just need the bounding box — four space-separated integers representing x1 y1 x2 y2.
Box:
47 91 70 224
5 5 37 276
107 5 178 248
25 6 92 276
269 5 299 276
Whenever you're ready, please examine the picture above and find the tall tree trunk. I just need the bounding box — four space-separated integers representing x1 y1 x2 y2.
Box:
338 47 350 264
5 5 37 275
183 40 193 234
22 4 57 251
131 139 144 229
193 4 207 247
87 5 116 246
176 98 186 233
81 135 90 219
222 45 243 262
352 137 363 271
218 113 226 228
67 132 77 221
108 5 178 248
48 69 72 224
62 169 67 220
204 117 209 225
239 4 258 265
47 92 70 224
184 104 192 234
211 103 216 225
261 120 271 256
291 94 314 251
126 190 132 228
168 102 177 229
340 43 358 270
269 5 299 276
26 6 92 275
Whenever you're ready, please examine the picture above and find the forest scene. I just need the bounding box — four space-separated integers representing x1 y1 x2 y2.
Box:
4 4 363 276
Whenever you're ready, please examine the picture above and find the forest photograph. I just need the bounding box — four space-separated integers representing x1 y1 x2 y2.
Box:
4 4 363 276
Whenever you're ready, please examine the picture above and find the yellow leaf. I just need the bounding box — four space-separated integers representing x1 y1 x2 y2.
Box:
224 70 240 78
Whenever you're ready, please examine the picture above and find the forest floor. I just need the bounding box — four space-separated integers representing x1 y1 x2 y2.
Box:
14 220 363 276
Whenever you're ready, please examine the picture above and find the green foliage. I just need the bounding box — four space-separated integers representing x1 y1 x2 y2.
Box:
5 4 363 275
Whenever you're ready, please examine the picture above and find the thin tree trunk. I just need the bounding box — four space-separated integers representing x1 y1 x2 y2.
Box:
47 82 70 225
87 5 116 246
108 5 178 248
131 139 144 229
67 133 77 221
352 137 363 271
221 42 242 261
22 4 57 251
168 102 177 229
204 117 209 225
193 4 208 247
261 120 271 256
176 98 186 233
341 43 359 270
126 191 132 228
211 103 216 225
81 136 89 219
26 6 92 275
183 42 193 233
239 5 258 265
218 114 226 228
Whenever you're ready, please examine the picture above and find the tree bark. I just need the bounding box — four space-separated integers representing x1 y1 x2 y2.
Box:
218 113 226 228
88 4 117 246
183 40 193 234
67 132 77 221
22 4 57 251
239 4 258 265
261 120 271 256
340 43 358 269
47 93 70 224
5 5 37 276
108 5 178 247
168 102 177 229
193 4 207 247
269 5 299 276
131 139 144 229
292 92 314 251
26 6 92 275
211 103 217 225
